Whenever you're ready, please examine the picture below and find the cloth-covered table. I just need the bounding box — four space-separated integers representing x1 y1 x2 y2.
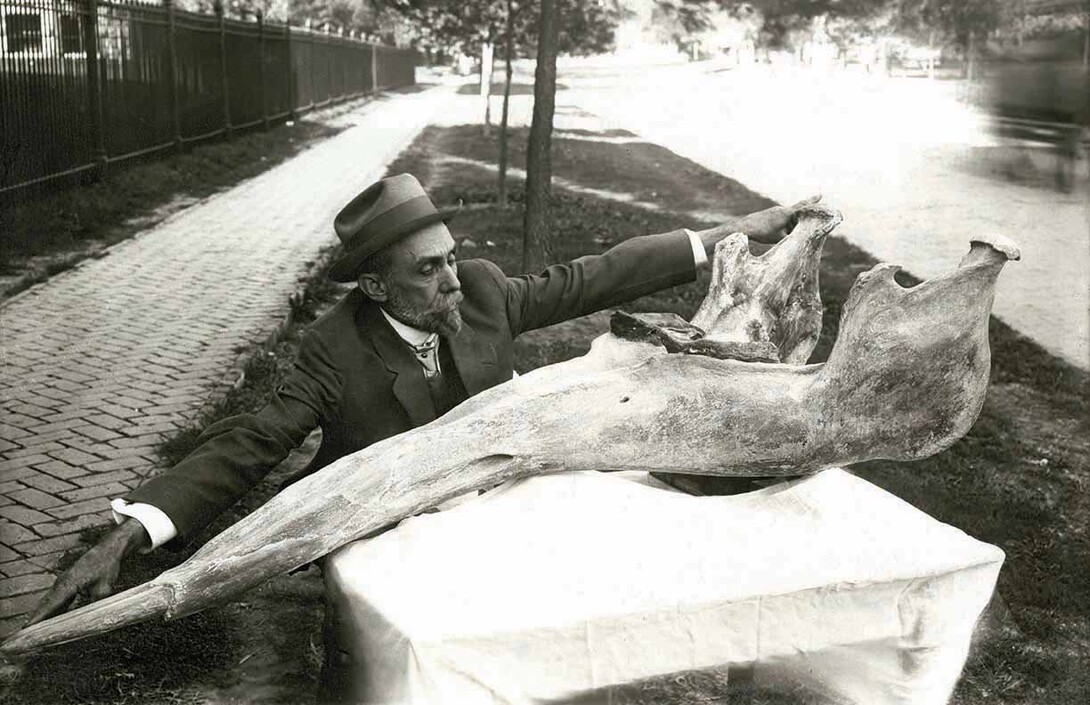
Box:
323 469 1003 704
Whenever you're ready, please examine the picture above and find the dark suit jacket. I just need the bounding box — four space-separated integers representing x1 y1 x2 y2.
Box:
126 230 697 544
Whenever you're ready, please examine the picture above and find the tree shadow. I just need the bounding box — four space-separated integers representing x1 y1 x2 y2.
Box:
456 82 568 95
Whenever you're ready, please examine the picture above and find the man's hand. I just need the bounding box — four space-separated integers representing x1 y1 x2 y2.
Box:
697 195 822 253
23 518 149 627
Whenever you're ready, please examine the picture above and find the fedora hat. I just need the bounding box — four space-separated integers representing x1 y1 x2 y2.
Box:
329 174 458 282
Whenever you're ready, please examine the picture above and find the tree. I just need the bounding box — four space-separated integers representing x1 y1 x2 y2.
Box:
745 1 1004 77
997 0 1090 67
521 0 559 272
887 0 1002 78
497 0 519 206
517 0 622 267
380 0 512 129
379 0 620 267
493 0 618 207
655 1 883 50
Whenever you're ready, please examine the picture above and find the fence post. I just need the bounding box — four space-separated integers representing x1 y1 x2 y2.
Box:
257 10 267 129
307 19 315 111
371 43 378 92
214 0 231 136
82 0 107 178
318 23 327 105
286 21 295 120
1084 3 1089 69
164 0 182 152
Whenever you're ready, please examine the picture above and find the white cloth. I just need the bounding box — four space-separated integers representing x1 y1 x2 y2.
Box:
324 469 1003 705
115 233 708 547
684 228 709 269
110 498 176 550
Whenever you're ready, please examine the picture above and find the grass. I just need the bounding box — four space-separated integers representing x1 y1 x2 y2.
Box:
456 81 567 95
5 107 1087 703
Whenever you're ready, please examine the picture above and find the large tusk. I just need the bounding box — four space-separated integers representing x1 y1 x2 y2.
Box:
1 209 1018 655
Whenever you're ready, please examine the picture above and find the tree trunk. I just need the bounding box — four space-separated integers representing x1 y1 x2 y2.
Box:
498 0 515 207
522 0 559 272
927 30 936 80
481 41 495 132
966 33 975 81
1084 4 1089 68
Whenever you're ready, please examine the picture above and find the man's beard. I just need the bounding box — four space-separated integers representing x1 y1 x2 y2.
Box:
384 286 464 338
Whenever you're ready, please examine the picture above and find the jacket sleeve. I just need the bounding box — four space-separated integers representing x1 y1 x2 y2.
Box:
503 229 698 337
124 330 343 546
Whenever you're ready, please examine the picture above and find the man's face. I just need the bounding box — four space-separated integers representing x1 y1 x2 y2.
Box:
363 223 464 337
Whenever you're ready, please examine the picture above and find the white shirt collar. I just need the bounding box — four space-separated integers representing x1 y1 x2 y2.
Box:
380 307 437 347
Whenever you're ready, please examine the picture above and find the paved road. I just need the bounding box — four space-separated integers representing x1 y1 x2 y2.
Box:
566 61 1090 369
0 84 454 635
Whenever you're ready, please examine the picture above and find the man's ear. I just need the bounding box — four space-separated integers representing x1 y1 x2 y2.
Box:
357 272 388 302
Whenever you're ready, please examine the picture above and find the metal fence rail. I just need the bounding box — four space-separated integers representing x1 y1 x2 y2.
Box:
0 0 417 196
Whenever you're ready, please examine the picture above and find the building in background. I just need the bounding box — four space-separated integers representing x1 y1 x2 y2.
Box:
1 1 90 58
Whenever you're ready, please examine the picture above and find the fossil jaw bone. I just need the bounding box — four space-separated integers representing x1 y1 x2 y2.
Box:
1 209 1018 655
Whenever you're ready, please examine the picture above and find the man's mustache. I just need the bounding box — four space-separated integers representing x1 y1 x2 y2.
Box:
433 291 464 311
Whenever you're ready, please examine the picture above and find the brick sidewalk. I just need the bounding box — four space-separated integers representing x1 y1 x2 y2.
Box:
0 84 455 635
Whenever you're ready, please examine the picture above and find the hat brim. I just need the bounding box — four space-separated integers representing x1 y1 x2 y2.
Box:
328 207 460 283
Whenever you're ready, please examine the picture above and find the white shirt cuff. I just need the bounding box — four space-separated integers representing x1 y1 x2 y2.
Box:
685 229 708 269
111 498 178 550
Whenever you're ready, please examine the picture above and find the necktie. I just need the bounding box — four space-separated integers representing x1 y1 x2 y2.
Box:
409 336 441 378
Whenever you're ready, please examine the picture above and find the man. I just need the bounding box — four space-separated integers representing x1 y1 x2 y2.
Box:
27 173 815 627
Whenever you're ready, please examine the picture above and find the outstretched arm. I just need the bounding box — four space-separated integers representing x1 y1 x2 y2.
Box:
23 330 340 625
504 197 822 336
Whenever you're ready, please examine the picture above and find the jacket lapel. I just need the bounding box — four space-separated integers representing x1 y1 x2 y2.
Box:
359 302 437 427
447 322 498 398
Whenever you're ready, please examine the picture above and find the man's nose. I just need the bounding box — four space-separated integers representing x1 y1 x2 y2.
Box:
439 263 460 292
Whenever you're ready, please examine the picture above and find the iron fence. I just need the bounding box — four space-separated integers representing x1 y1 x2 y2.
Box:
0 0 417 196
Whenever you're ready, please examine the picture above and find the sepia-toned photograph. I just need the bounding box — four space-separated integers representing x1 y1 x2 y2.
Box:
0 0 1087 702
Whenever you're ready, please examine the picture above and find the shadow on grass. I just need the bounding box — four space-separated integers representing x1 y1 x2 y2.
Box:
431 123 778 218
456 82 567 95
546 664 813 704
554 127 640 139
956 144 1084 193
